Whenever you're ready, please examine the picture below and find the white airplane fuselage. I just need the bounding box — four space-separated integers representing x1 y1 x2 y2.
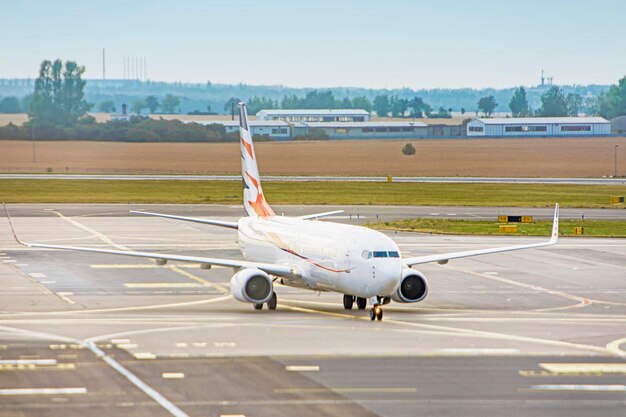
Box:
238 216 403 298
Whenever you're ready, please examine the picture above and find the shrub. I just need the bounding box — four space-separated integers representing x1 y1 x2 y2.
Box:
402 143 416 155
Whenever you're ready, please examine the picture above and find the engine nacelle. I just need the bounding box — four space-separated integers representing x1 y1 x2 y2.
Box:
230 268 273 304
391 269 429 303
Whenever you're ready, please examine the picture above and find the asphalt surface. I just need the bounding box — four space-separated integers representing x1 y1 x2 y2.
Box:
2 173 626 185
0 204 625 417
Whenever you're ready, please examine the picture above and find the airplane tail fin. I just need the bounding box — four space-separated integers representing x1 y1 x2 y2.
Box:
239 102 274 217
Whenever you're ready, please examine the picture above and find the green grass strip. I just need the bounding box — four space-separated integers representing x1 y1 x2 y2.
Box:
368 218 626 238
0 179 625 208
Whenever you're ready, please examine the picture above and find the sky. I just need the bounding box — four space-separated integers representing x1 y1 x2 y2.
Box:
1 0 625 89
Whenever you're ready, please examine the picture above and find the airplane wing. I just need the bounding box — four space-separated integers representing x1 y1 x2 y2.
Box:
404 204 559 267
299 210 344 220
130 210 239 229
4 205 293 277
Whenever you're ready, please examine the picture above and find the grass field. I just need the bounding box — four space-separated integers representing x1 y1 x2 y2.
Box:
2 137 626 177
1 179 626 207
368 218 626 238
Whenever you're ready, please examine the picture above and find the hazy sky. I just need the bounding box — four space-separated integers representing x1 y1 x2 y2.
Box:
2 0 625 89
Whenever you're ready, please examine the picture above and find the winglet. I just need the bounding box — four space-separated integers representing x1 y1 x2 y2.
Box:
549 203 559 244
2 203 28 247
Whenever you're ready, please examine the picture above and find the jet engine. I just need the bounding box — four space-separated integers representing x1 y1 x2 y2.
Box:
391 269 429 303
230 268 273 304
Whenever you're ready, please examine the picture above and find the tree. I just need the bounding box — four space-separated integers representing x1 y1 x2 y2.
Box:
223 97 240 118
595 75 626 119
477 95 497 117
508 87 529 117
97 99 116 113
390 95 408 117
539 86 568 117
247 96 277 115
145 95 160 113
566 93 583 116
408 96 426 118
131 99 147 115
351 96 372 112
29 59 92 126
0 96 21 113
161 94 180 113
402 143 416 156
461 107 466 115
373 94 390 117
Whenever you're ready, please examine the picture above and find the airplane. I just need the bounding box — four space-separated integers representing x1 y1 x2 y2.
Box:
4 102 560 321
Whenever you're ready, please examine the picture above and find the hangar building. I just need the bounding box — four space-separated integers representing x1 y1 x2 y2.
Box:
256 109 370 123
467 117 611 137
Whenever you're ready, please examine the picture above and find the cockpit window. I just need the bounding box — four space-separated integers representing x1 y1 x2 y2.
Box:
361 250 372 259
388 251 400 258
363 250 399 259
373 251 388 258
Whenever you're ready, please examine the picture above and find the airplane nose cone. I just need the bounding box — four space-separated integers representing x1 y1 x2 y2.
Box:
372 260 402 295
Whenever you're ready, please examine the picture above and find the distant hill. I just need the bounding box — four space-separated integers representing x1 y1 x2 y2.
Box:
0 78 609 115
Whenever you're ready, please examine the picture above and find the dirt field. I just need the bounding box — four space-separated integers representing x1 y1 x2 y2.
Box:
1 137 625 177
0 114 29 126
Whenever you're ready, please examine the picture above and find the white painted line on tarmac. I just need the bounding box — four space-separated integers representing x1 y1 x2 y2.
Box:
29 273 47 279
530 385 626 392
285 365 319 372
162 373 185 379
192 342 207 347
3 260 16 263
0 388 87 395
111 339 130 344
437 348 521 354
220 415 246 417
124 283 201 288
214 342 236 348
175 342 188 348
134 352 157 360
0 359 57 365
15 264 28 267
85 342 189 417
116 343 138 349
56 292 75 304
40 280 56 284
540 363 626 374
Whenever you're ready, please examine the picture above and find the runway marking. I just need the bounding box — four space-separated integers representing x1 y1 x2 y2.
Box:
124 283 202 288
28 273 46 278
539 363 626 374
52 210 128 250
40 280 56 284
162 372 185 379
111 338 130 344
175 342 188 348
168 265 229 293
529 384 626 392
0 387 87 395
91 263 206 269
214 342 237 348
441 264 592 312
56 292 75 304
274 387 417 394
437 348 520 355
134 352 157 360
285 365 320 372
606 337 626 357
0 359 57 365
279 303 611 356
192 342 207 347
116 343 138 349
3 260 16 263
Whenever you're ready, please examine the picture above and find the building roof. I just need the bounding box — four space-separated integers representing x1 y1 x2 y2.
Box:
473 117 609 125
257 109 370 116
184 120 290 127
306 121 428 128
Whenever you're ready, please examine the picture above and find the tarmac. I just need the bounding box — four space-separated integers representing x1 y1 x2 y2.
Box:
0 204 625 417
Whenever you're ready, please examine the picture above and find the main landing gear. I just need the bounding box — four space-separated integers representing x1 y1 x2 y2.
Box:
254 292 277 311
343 295 368 310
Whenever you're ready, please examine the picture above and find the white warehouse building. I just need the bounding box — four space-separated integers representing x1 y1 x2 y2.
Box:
256 109 370 123
467 117 611 137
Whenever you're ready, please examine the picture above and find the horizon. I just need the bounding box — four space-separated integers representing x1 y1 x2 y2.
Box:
2 1 625 89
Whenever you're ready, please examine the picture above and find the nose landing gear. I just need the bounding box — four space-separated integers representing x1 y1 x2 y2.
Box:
369 305 383 321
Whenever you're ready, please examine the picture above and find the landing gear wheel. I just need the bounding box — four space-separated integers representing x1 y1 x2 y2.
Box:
343 295 355 310
370 306 383 321
356 297 367 310
253 303 263 310
267 292 277 310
